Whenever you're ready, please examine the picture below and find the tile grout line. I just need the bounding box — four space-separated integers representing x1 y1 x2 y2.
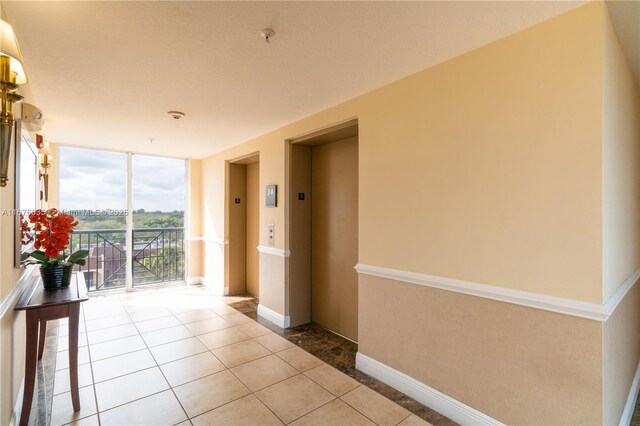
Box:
64 286 417 426
122 301 192 424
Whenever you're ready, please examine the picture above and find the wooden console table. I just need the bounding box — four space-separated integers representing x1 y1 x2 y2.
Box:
14 273 88 426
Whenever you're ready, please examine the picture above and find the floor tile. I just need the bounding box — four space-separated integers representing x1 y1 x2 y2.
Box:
276 346 324 372
86 324 138 345
99 389 187 426
88 335 147 361
55 346 90 370
149 336 208 364
50 386 97 426
184 317 232 335
253 333 295 352
173 370 251 418
304 364 361 396
398 414 434 425
221 312 254 325
231 354 298 391
191 394 283 426
212 339 272 368
255 374 335 424
291 398 375 425
160 352 226 386
83 304 127 321
341 385 411 426
236 321 271 337
58 333 88 352
197 327 250 350
135 315 182 333
174 308 219 324
95 367 169 411
53 364 94 395
64 414 100 425
84 314 132 332
91 349 156 382
142 324 193 347
57 321 86 337
211 304 238 315
127 306 173 322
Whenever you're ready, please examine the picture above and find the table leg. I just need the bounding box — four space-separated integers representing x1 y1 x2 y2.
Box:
19 311 39 426
68 303 81 412
37 320 47 360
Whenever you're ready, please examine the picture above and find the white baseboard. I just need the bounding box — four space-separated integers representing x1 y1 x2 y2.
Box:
9 378 24 426
257 304 290 328
187 276 204 285
355 353 504 426
620 362 640 426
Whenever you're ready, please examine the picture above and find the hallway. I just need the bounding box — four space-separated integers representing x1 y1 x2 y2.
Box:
40 285 439 425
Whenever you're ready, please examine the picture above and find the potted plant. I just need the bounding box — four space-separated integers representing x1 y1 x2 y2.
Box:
21 209 89 290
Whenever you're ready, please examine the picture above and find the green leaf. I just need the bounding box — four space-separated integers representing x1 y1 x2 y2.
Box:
67 250 89 265
75 259 86 266
29 251 48 262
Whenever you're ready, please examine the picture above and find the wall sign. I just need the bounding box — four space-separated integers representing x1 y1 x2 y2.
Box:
266 185 277 207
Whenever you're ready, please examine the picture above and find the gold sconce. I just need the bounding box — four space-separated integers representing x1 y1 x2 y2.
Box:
0 19 27 187
39 150 52 202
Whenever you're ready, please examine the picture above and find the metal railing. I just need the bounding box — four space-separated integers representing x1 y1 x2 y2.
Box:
68 228 185 291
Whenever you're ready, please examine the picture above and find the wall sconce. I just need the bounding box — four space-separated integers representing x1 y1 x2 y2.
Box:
39 150 52 202
0 19 27 187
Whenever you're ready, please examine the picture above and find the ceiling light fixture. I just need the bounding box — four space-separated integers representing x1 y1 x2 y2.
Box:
261 28 275 44
0 19 27 187
167 111 185 120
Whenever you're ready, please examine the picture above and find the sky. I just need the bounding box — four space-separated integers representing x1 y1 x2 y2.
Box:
59 147 185 212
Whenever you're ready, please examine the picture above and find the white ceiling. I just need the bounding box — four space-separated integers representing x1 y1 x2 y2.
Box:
2 1 594 159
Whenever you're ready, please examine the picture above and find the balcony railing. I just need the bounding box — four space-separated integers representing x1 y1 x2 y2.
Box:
68 228 185 291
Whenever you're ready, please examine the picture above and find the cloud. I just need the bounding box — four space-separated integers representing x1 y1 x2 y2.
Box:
60 147 185 212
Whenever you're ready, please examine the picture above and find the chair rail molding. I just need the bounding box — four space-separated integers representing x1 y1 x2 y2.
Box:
257 245 290 257
1 266 37 319
355 264 640 322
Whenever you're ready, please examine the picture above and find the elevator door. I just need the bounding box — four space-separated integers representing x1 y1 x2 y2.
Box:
311 136 358 341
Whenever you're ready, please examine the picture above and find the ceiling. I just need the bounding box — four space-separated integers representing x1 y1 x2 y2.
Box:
1 1 604 159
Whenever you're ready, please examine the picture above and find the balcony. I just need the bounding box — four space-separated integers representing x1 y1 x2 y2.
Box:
68 227 185 291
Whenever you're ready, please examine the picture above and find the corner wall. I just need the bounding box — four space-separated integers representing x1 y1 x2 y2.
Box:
0 113 28 425
187 159 203 281
601 4 640 424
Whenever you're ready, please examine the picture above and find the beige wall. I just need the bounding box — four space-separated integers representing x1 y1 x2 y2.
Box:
187 159 203 278
0 110 28 424
288 145 311 326
202 2 606 304
245 161 259 296
228 163 246 295
311 137 359 341
603 280 640 425
195 3 639 423
602 5 640 301
600 5 640 424
359 274 603 424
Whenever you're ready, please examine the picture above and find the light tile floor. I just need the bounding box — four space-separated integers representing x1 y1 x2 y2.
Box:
49 285 433 426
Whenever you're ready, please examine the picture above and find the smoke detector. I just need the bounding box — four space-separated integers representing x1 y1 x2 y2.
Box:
167 111 185 120
260 28 275 43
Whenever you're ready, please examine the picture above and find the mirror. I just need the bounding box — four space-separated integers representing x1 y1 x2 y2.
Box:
14 122 38 268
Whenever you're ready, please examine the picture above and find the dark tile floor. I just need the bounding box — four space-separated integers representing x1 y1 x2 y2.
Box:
225 294 457 426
